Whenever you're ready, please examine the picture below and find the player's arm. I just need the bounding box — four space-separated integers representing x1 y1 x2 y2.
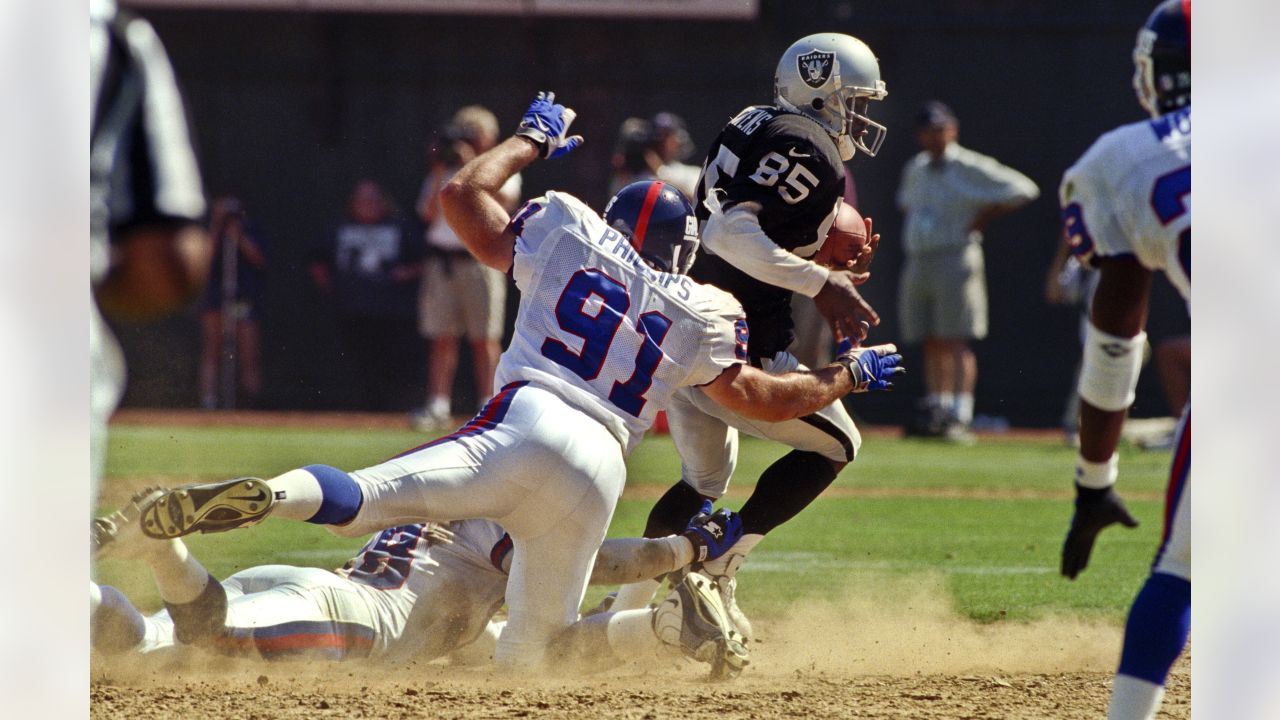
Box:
702 343 902 423
440 91 582 272
1061 254 1151 579
589 504 744 584
703 202 879 341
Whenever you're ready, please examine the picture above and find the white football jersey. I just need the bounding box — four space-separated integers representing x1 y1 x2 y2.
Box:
1060 106 1191 304
495 191 747 454
339 519 508 660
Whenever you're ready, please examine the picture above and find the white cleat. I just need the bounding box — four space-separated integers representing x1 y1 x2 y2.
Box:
653 573 750 681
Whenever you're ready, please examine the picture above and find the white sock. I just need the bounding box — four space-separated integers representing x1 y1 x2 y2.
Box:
429 395 450 418
606 608 672 660
927 392 953 410
267 468 325 521
1108 674 1165 720
954 393 975 425
700 533 764 577
146 539 211 605
613 578 662 612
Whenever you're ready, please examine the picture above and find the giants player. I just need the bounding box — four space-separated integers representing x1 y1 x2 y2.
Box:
614 33 890 633
134 93 902 675
92 489 742 667
1057 3 1191 719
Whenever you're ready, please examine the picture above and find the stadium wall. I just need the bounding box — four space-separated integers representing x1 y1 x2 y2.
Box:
113 0 1188 426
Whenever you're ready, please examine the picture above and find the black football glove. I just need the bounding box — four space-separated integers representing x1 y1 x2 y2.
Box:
1061 483 1139 579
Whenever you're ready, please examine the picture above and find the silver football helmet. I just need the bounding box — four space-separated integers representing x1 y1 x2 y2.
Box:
774 33 888 161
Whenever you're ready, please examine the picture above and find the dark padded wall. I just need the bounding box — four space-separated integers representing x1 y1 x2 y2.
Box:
115 0 1188 424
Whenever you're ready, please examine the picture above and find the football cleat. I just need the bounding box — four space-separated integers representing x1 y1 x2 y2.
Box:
140 477 275 539
93 487 167 559
707 572 754 645
652 573 750 681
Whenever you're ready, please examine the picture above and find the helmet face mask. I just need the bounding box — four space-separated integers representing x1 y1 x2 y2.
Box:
603 181 700 275
775 33 888 160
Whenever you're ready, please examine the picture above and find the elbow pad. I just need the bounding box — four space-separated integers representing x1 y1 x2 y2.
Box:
1078 321 1146 412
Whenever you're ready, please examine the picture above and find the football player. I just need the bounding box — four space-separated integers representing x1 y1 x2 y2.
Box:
1056 3 1191 719
613 33 891 636
92 489 742 669
131 92 902 676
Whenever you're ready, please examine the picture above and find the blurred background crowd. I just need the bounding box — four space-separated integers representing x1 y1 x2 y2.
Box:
108 0 1188 434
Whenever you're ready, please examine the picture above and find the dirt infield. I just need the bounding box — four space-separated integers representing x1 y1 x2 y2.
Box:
90 578 1190 719
91 646 1190 719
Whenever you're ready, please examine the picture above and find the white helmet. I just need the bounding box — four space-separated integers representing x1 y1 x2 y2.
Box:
774 33 888 161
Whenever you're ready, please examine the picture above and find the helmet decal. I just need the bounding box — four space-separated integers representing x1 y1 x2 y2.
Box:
797 50 835 89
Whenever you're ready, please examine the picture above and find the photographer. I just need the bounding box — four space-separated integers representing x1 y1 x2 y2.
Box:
414 106 521 428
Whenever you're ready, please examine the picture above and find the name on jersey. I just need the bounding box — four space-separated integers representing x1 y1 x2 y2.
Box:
595 226 693 301
729 107 773 136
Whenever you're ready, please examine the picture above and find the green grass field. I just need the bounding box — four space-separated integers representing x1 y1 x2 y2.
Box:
95 422 1171 627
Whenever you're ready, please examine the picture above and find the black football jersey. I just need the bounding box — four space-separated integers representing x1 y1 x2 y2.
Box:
692 106 844 361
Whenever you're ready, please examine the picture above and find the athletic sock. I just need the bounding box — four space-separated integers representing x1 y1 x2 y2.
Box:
148 538 213 605
1107 674 1166 720
738 450 838 535
613 578 662 612
165 573 228 645
954 393 975 425
428 395 450 419
605 608 672 660
1117 572 1191 683
266 465 364 524
644 481 709 538
699 533 763 577
91 584 146 654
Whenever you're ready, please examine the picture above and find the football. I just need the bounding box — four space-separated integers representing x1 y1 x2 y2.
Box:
815 201 868 267
829 201 868 252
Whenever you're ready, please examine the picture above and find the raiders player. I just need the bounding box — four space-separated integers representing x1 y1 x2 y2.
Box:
613 33 891 636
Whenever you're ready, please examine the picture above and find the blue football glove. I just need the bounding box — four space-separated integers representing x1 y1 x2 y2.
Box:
515 91 583 159
681 501 744 564
835 343 904 392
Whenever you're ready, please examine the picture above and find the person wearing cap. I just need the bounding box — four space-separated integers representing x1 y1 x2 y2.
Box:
649 112 702 200
897 100 1039 442
414 105 521 429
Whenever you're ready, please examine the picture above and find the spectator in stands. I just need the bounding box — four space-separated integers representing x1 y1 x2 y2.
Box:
608 117 658 197
649 112 701 200
897 101 1039 443
310 179 422 412
198 195 266 409
413 106 518 428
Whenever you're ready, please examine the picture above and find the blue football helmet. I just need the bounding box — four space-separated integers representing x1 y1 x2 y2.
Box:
603 180 699 275
1133 0 1191 118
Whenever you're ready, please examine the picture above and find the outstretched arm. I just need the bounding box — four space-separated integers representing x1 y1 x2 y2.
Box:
702 343 902 423
440 91 583 272
439 137 539 272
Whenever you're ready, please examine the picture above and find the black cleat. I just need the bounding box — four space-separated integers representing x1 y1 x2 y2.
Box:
140 478 274 539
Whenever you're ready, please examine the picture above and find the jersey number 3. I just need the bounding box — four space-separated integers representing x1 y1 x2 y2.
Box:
541 269 673 417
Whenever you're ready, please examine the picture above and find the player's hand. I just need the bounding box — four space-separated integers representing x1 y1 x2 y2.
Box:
835 342 903 392
1060 483 1139 579
846 216 880 276
814 270 880 342
515 91 583 159
682 501 744 564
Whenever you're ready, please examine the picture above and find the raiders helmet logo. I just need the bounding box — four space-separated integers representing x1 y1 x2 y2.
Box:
797 50 835 89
